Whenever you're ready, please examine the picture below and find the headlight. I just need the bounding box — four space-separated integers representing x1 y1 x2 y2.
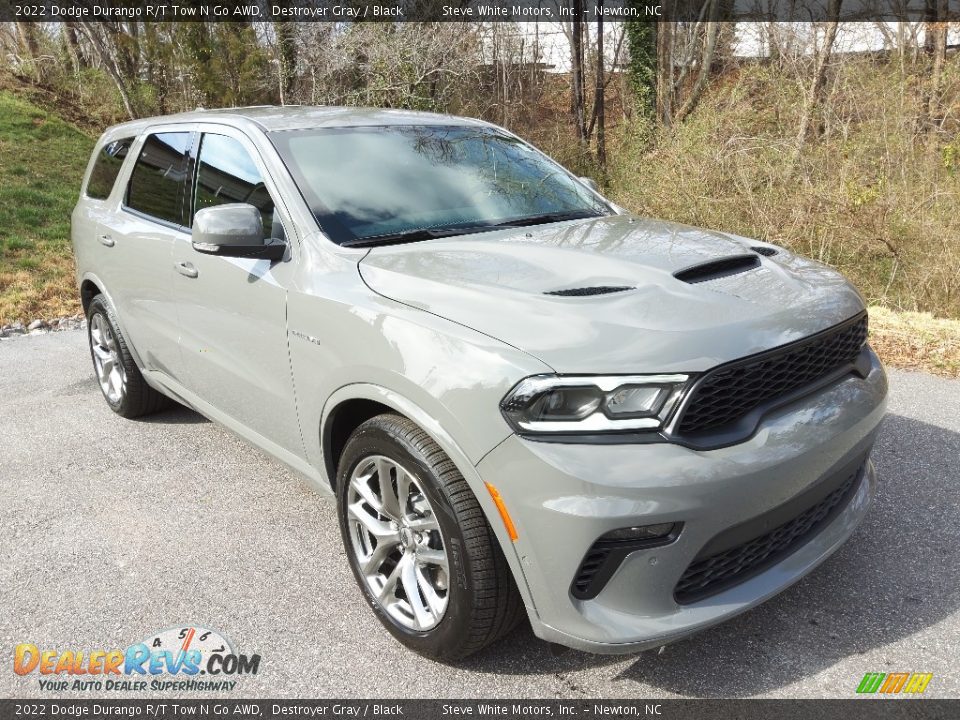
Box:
500 374 690 435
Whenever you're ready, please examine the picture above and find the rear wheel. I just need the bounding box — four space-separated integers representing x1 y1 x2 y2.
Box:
87 295 168 418
336 413 523 660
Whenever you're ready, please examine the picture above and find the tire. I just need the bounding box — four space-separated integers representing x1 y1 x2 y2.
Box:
336 413 523 661
86 295 168 418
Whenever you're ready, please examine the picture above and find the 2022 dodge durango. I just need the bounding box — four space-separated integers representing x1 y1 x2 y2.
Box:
71 106 888 660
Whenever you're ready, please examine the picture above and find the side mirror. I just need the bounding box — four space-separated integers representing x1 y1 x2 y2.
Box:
192 203 284 261
579 176 599 192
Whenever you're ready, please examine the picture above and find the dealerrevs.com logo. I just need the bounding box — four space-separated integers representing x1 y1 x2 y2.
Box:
13 626 260 692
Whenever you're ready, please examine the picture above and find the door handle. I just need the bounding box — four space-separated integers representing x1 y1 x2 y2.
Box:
97 234 115 247
175 261 199 279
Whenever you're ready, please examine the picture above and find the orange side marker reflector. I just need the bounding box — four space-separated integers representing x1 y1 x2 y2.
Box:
485 482 519 542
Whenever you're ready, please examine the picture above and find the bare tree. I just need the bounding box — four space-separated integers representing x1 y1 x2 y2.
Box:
657 21 675 126
795 0 843 147
76 22 137 119
569 9 588 144
62 22 89 71
479 23 546 128
924 0 949 132
649 6 724 128
296 23 480 112
272 14 297 105
593 7 606 167
675 0 721 123
14 22 40 58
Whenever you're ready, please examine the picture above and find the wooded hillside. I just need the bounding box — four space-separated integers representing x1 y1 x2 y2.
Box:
2 20 959 367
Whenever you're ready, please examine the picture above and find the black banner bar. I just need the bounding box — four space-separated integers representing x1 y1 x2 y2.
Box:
3 0 960 23
0 700 958 720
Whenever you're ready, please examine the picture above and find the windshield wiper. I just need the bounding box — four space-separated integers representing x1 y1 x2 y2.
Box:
341 222 504 248
341 228 444 248
340 210 605 248
492 209 604 228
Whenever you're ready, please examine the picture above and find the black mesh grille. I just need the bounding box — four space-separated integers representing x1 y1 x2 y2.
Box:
751 246 778 257
674 465 862 604
677 314 868 435
545 285 635 297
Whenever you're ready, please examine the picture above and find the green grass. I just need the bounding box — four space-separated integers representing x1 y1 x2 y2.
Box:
0 91 93 323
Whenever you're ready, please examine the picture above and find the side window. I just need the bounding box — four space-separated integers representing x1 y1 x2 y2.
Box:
125 132 191 226
194 133 277 240
86 137 135 200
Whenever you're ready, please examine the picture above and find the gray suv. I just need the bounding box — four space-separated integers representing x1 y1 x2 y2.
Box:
72 107 887 660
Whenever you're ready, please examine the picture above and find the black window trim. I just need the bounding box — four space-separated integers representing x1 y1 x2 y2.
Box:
187 130 200 227
117 123 294 247
84 136 137 202
120 205 191 234
191 127 289 245
120 129 196 232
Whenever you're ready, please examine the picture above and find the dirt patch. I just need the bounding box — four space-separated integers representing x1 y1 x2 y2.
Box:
869 306 960 378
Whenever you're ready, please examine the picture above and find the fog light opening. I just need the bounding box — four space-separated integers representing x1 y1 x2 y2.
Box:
600 522 677 543
570 522 682 601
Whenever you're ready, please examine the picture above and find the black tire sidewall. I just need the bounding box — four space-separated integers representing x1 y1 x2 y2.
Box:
87 298 125 413
86 296 142 417
336 419 479 659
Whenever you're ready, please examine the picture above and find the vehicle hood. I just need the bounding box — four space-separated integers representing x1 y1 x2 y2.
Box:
357 215 866 374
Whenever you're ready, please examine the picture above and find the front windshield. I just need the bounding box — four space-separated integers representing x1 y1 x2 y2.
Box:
269 125 610 245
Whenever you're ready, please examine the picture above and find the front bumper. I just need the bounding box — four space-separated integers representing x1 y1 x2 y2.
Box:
476 348 887 654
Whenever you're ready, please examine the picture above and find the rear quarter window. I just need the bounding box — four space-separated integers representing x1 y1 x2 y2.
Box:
85 138 135 200
125 131 192 226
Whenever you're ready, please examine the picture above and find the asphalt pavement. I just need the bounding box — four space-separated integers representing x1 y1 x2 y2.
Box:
1 330 958 699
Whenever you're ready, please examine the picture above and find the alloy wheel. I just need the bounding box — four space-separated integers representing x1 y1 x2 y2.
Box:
90 313 126 404
346 455 450 631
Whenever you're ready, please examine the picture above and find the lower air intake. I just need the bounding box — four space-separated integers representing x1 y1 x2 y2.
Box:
674 461 864 604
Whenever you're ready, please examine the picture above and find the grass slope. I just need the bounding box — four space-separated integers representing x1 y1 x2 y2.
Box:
0 91 93 323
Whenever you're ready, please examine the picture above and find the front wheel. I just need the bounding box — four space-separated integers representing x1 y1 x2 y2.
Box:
336 413 523 660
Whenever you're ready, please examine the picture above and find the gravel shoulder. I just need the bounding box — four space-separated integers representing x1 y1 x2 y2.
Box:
1 330 958 699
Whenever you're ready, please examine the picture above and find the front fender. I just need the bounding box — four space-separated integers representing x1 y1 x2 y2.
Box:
319 381 542 626
320 380 494 486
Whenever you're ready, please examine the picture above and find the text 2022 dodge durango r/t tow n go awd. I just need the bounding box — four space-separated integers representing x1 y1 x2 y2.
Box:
71 106 887 660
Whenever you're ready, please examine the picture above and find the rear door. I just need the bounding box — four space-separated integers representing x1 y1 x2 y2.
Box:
108 129 194 381
73 136 137 300
171 126 304 457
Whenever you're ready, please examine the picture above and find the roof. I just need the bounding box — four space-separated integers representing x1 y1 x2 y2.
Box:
104 105 489 136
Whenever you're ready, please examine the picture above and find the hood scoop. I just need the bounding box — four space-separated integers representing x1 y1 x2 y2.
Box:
544 285 635 297
752 246 778 257
674 254 761 284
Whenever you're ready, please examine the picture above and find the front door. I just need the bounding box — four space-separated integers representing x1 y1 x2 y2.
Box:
171 129 304 458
